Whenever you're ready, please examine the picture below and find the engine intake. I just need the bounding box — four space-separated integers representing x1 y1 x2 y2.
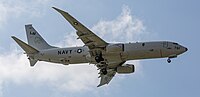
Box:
116 64 135 74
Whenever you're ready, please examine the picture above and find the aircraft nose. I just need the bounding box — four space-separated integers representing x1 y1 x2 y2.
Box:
185 47 188 52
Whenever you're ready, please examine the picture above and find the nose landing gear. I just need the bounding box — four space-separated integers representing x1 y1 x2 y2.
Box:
167 58 171 63
167 55 177 63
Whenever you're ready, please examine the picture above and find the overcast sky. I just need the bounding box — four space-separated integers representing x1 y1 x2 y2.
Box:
0 0 199 97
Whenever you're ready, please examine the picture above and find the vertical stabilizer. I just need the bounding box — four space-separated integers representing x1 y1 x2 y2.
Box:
25 24 55 50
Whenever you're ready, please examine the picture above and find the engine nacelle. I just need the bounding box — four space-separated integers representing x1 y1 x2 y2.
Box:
116 64 135 74
106 44 124 52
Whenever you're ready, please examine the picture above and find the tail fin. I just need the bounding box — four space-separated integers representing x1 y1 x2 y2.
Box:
11 36 38 66
25 24 55 50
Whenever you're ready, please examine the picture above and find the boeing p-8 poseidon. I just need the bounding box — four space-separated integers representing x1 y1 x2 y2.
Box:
12 7 188 87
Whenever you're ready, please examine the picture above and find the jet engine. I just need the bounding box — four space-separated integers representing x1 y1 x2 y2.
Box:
116 64 135 74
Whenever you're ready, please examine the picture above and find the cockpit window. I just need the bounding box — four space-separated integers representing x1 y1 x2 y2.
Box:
173 43 179 45
175 46 180 49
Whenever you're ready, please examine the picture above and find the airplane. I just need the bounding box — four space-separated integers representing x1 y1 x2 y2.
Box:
11 7 188 87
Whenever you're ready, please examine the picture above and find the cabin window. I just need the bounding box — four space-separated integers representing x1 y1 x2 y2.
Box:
142 43 145 46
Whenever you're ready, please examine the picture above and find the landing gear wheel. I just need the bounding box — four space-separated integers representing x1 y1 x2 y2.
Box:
95 56 101 63
101 68 107 75
167 58 171 63
95 55 104 63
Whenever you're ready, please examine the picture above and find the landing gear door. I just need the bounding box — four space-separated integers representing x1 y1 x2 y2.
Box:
117 44 124 52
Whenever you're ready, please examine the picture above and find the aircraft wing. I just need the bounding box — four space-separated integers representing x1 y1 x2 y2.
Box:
53 7 108 49
97 61 125 87
97 69 116 87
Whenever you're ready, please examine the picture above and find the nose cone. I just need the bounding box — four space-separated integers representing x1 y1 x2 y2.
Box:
181 46 188 54
178 45 188 55
185 47 188 52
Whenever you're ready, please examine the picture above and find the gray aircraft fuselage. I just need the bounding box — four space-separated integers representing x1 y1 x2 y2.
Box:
35 41 187 67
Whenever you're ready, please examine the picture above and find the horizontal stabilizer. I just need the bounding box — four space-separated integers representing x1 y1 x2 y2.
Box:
29 59 38 67
11 36 39 54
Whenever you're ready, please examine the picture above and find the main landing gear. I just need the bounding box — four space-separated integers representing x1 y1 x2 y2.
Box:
101 68 107 75
95 54 108 75
97 64 108 75
97 65 108 75
95 54 104 63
